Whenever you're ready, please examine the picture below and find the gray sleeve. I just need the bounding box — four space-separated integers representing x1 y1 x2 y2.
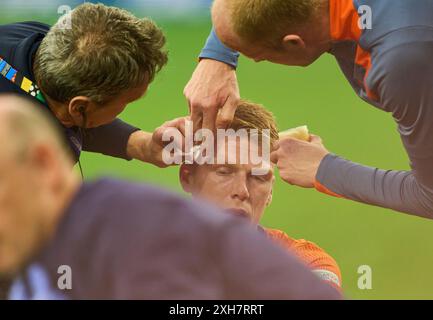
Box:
199 28 240 68
316 41 433 219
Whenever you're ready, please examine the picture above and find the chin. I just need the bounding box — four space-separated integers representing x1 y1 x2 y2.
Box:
291 59 314 67
271 59 308 67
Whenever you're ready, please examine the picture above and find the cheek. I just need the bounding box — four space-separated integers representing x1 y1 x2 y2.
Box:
194 174 233 202
89 105 127 127
251 183 273 209
0 173 39 234
0 180 21 224
0 185 27 261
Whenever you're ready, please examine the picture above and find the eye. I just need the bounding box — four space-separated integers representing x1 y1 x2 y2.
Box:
253 175 267 182
216 166 233 175
252 172 272 183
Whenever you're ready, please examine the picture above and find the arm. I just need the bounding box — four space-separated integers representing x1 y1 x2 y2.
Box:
316 42 433 218
83 118 139 160
316 154 433 218
83 117 187 167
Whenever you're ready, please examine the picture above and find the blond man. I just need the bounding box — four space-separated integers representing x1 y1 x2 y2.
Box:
179 100 342 289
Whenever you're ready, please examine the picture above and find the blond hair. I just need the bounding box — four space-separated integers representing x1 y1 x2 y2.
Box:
34 3 168 104
230 99 279 149
226 0 319 47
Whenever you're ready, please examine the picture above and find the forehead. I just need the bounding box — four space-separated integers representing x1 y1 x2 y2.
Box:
216 134 263 153
195 136 274 173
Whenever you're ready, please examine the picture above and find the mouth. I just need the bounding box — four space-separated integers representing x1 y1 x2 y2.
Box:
226 208 250 220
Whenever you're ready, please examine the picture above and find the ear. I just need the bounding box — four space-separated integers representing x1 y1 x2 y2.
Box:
179 164 195 193
266 188 273 207
28 143 61 189
266 174 275 207
68 96 93 127
282 34 306 51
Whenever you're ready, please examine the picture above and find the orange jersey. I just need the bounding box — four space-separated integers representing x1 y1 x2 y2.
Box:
265 228 342 289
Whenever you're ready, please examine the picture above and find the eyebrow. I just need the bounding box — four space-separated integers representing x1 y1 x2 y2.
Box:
213 164 273 175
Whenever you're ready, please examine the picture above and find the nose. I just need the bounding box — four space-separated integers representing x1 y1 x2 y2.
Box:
231 176 250 201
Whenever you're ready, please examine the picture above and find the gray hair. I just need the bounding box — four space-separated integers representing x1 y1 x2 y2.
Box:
33 3 168 104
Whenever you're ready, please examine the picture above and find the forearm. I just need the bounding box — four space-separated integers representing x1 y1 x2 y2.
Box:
316 154 433 219
126 130 152 163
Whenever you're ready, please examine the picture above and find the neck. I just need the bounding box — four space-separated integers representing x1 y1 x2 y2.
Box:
302 0 332 54
43 94 75 128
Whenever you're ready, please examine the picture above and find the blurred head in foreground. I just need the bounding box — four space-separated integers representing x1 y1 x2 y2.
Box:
34 3 167 128
0 95 79 277
180 100 278 224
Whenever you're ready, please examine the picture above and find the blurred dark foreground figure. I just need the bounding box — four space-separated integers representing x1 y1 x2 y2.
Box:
0 94 341 300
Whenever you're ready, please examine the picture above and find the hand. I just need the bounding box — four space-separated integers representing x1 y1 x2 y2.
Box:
127 117 188 168
184 59 240 132
270 134 330 188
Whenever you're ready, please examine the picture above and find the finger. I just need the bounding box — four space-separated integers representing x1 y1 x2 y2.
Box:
216 97 238 129
184 89 192 114
168 117 190 150
174 117 189 152
155 118 183 144
202 106 218 135
190 106 202 133
170 117 188 137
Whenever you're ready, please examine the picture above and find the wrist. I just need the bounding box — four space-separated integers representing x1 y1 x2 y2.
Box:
315 153 336 184
127 130 152 162
199 57 236 70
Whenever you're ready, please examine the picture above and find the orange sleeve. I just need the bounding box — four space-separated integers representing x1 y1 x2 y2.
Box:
265 229 342 289
291 239 342 289
314 180 346 199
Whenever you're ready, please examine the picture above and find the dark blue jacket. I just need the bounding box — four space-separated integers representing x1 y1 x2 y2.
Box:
9 179 341 299
0 21 139 162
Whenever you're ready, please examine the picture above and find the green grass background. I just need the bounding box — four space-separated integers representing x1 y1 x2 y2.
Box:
3 12 433 299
